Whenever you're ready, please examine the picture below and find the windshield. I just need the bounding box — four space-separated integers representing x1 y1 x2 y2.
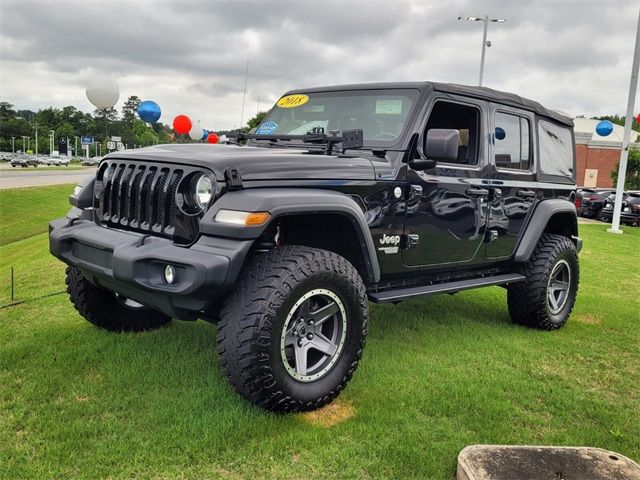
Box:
256 89 419 147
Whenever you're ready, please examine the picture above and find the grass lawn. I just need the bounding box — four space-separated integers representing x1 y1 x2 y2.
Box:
0 186 638 479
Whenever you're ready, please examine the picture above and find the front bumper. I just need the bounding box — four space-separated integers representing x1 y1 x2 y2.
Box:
49 217 252 319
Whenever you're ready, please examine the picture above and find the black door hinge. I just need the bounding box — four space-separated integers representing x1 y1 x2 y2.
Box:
224 167 243 191
401 234 419 249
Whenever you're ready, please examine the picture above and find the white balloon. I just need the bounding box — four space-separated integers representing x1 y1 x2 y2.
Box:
189 123 202 141
86 77 120 109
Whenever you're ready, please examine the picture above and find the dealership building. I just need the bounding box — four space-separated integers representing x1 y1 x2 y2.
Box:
573 118 639 188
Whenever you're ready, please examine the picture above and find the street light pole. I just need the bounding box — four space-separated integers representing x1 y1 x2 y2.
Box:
608 7 640 234
479 15 489 86
460 15 506 86
11 136 15 153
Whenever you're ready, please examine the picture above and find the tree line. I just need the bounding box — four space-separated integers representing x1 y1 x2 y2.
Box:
0 95 269 156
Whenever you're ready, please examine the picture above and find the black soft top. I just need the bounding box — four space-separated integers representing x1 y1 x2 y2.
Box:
285 81 573 127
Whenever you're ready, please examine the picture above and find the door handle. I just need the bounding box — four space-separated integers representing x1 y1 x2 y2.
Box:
466 187 489 197
517 189 536 198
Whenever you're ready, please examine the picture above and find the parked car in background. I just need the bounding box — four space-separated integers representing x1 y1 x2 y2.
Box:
81 156 101 166
47 154 70 166
579 189 616 220
600 192 640 226
10 154 38 167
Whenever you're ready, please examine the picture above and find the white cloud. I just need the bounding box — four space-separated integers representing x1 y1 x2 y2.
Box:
0 0 638 131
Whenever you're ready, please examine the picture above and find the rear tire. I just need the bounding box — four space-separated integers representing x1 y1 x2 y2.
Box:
596 209 609 222
507 234 579 330
66 266 171 332
217 245 368 412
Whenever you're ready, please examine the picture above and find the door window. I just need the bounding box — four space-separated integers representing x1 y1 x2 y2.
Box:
494 112 530 170
424 101 480 166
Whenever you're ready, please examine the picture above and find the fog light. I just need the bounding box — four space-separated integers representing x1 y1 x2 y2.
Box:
164 265 177 284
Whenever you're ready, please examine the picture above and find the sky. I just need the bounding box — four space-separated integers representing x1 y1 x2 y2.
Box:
0 0 638 131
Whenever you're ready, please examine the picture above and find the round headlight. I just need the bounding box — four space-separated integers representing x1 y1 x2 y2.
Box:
194 175 213 210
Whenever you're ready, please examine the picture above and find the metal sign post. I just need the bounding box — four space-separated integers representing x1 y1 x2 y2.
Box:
608 7 640 235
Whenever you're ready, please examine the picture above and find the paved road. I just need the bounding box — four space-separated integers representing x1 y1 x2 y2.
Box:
0 168 97 189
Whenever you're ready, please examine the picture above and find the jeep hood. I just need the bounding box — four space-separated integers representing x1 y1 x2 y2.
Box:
104 144 376 181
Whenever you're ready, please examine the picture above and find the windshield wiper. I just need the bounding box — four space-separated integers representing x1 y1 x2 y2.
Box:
228 128 363 155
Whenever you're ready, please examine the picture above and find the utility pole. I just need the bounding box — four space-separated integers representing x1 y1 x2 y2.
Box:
459 15 506 86
608 7 640 234
240 60 249 129
11 136 15 153
35 122 38 159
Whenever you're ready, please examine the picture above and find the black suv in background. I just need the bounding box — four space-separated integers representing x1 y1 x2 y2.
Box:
600 192 640 226
579 188 616 220
50 82 582 412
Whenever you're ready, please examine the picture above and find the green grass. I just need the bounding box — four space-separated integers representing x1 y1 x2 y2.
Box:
0 184 73 246
0 186 638 479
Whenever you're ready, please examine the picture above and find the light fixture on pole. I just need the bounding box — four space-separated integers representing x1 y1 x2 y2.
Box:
608 7 640 234
459 15 506 86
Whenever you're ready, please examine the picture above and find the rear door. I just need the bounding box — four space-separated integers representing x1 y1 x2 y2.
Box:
485 106 537 258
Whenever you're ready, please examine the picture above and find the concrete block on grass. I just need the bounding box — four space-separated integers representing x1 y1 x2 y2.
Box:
457 445 640 480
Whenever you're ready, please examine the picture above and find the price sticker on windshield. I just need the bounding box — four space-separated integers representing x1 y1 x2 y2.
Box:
276 94 309 108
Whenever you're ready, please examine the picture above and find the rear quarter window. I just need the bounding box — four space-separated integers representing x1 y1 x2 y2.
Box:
538 120 574 179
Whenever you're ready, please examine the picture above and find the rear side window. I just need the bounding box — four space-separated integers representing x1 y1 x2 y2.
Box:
494 112 530 170
538 120 574 178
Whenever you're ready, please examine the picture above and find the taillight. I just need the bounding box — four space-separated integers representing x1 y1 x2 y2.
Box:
575 197 582 209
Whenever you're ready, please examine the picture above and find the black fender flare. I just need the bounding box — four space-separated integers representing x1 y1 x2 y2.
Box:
514 199 580 262
199 188 381 283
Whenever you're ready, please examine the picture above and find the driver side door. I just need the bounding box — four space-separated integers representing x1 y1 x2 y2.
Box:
403 95 490 268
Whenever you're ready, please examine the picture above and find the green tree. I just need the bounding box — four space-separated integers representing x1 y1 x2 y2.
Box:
246 111 268 131
610 147 640 190
122 96 141 125
0 101 16 120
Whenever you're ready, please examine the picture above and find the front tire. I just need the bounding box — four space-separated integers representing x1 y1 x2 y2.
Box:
66 266 171 332
217 246 368 412
507 234 579 330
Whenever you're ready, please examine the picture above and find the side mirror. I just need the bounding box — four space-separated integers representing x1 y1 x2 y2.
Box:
424 128 460 163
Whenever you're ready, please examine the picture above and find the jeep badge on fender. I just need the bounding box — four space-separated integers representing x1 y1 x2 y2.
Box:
50 81 582 412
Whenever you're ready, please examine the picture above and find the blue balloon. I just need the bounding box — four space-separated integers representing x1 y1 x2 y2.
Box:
201 129 208 141
595 120 613 137
495 127 506 140
138 100 161 123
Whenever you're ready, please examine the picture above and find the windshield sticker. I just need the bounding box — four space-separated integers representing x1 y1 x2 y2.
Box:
303 104 325 112
276 94 309 108
256 121 278 135
375 99 403 115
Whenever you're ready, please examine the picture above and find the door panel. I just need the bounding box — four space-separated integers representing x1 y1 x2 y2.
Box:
403 95 490 268
485 106 537 258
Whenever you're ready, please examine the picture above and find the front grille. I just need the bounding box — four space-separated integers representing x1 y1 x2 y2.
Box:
94 160 205 243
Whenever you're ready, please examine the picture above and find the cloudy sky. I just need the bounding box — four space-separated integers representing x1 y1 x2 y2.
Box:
0 0 638 131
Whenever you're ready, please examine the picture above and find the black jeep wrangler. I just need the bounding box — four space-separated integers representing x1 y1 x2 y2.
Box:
50 82 582 412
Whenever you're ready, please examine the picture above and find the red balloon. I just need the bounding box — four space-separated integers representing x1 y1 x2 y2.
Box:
206 132 219 144
173 115 192 135
636 113 640 124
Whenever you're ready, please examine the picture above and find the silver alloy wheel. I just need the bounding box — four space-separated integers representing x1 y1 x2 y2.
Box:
547 259 571 315
280 288 347 382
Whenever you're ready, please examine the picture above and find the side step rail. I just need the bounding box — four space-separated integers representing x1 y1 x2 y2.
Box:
368 273 526 304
